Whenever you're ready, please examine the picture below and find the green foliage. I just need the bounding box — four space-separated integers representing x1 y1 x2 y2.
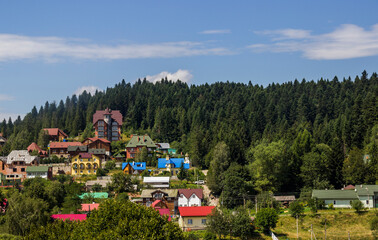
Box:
207 142 230 195
308 197 325 213
177 164 188 180
37 129 49 148
342 148 366 184
135 146 148 162
256 192 280 210
27 199 186 239
371 212 378 232
96 167 109 177
91 183 102 192
289 201 304 218
351 200 364 213
255 208 278 232
109 172 135 194
104 160 116 170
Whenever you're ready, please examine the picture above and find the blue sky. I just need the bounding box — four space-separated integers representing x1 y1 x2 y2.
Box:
0 1 378 121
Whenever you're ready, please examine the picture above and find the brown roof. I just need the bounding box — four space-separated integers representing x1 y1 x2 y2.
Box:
84 137 111 144
50 142 83 149
178 189 203 199
273 195 296 202
79 153 92 159
43 128 68 138
93 108 123 125
27 142 47 155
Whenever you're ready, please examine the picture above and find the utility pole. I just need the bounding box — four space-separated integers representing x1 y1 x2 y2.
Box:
296 216 299 239
311 224 313 240
324 218 327 240
255 195 258 213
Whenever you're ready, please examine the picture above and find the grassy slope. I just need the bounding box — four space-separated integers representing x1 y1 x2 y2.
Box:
273 210 376 240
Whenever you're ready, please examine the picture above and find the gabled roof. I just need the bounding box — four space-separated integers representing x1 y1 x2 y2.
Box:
355 185 378 196
88 149 106 155
158 158 189 169
80 203 99 212
6 150 38 164
27 142 47 155
126 135 156 148
43 128 68 138
157 143 170 149
143 177 170 184
51 214 86 221
79 192 108 199
179 206 215 217
67 145 88 152
93 108 123 125
141 189 178 198
178 189 203 199
122 162 146 171
83 137 111 144
312 190 359 200
50 142 83 149
26 166 50 173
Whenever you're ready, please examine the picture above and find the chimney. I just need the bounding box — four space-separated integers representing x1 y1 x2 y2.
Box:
166 155 170 160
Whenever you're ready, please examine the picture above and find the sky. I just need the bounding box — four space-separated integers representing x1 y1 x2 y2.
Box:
0 1 378 121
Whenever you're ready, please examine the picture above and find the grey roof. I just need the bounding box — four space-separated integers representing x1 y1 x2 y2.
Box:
354 185 378 196
141 189 178 198
88 149 106 155
6 150 38 164
143 177 170 183
273 195 296 201
68 145 88 152
157 143 170 149
312 190 359 200
126 135 156 148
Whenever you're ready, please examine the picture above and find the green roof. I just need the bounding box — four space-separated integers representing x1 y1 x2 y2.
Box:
26 166 50 173
312 190 358 200
67 146 88 152
114 153 124 158
354 185 378 196
126 135 156 148
79 192 109 199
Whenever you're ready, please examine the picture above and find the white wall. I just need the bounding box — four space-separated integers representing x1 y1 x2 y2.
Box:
324 200 351 208
358 195 374 208
26 172 48 179
178 194 202 207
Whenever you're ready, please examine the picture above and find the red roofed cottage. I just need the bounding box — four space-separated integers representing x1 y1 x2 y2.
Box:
178 206 215 231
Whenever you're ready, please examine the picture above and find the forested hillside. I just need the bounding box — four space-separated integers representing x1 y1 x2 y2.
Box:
1 71 377 199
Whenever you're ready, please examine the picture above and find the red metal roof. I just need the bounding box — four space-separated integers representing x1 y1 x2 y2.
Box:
27 142 47 155
85 137 111 144
93 108 123 125
178 206 215 217
157 208 171 221
80 203 99 212
43 128 68 137
151 200 161 208
178 189 203 199
50 142 83 149
79 152 92 158
51 214 87 221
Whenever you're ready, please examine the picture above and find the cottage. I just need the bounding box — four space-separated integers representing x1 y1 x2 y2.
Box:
50 142 83 158
71 152 101 176
27 142 47 157
43 128 68 142
0 150 39 182
141 189 178 215
143 177 170 188
273 195 296 207
126 134 156 159
26 166 52 180
156 155 190 176
122 162 146 175
178 189 203 207
178 206 215 231
93 108 123 142
82 137 111 156
156 143 170 154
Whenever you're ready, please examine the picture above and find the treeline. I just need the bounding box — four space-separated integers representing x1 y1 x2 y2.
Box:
1 71 377 194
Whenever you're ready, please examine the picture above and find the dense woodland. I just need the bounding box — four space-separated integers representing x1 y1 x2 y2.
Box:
0 71 377 204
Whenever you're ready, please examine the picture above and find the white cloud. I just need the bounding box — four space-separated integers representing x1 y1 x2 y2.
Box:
145 69 193 83
200 29 231 34
0 34 232 62
0 113 24 122
74 86 103 96
250 24 378 60
0 94 14 101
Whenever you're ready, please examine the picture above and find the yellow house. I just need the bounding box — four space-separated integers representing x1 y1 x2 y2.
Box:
178 206 215 231
71 153 101 175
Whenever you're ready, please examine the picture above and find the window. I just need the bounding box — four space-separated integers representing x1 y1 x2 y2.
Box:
202 219 206 225
98 121 104 126
333 200 336 205
367 200 369 205
98 126 104 131
13 168 17 172
112 126 118 131
94 170 96 173
21 168 25 172
88 170 90 173
188 219 193 225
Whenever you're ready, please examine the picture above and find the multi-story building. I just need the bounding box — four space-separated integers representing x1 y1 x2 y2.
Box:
71 152 101 176
125 134 156 159
93 108 123 142
0 150 39 182
49 142 83 158
82 137 111 156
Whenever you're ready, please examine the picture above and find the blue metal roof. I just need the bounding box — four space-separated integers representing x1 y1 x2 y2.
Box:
122 162 146 171
157 158 189 169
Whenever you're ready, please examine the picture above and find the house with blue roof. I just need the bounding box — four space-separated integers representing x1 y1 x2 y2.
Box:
122 162 146 175
156 155 190 176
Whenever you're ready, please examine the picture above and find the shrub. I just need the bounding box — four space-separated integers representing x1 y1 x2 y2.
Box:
328 203 334 210
289 201 304 218
351 200 364 213
203 231 217 240
255 208 278 232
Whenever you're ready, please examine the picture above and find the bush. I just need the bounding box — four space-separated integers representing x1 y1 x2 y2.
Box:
328 203 334 210
255 208 278 232
105 160 116 170
351 200 364 213
203 231 217 240
289 201 304 218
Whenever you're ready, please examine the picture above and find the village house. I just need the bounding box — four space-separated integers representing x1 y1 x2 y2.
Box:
178 189 203 207
143 176 170 188
122 162 146 175
0 150 39 182
68 145 107 163
27 142 47 157
156 143 170 154
141 189 178 215
155 155 190 176
93 108 123 142
71 152 101 176
125 134 156 159
178 206 215 231
80 203 99 213
82 137 111 156
26 166 52 180
49 141 83 158
51 214 87 221
43 128 68 142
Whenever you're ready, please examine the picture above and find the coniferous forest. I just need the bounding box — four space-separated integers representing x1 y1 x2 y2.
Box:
1 71 377 203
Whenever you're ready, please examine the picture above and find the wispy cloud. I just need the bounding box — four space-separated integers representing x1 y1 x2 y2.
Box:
0 34 232 62
145 69 193 83
199 29 231 34
74 86 103 96
0 94 15 101
249 24 378 60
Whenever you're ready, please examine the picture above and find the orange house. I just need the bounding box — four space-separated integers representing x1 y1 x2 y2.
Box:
43 128 68 142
